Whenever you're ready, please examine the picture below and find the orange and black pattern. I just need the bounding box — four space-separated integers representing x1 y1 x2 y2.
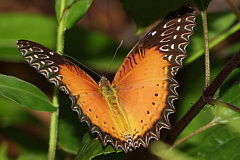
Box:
17 7 195 152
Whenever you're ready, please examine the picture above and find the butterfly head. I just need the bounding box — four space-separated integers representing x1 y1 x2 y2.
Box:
98 76 110 87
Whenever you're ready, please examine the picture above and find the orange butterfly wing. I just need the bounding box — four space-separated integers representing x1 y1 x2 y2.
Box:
17 40 126 148
112 7 196 149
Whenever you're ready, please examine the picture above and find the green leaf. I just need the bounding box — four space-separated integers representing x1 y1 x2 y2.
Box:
55 0 73 23
120 0 191 28
0 74 56 112
190 81 240 159
219 69 240 98
193 0 212 11
220 83 240 107
0 13 56 62
0 97 35 126
150 141 201 160
55 0 93 29
194 125 240 160
64 0 93 29
216 81 240 123
76 133 121 160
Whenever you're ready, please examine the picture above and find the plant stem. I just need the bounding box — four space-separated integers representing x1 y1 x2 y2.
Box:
48 0 66 159
201 10 210 88
56 0 66 53
171 120 221 148
48 88 59 160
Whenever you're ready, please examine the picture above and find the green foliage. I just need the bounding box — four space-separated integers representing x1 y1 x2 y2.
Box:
0 74 56 112
75 133 121 160
189 79 240 159
0 0 240 159
55 0 93 29
0 14 56 61
150 141 202 160
194 125 240 160
120 0 191 28
0 96 37 127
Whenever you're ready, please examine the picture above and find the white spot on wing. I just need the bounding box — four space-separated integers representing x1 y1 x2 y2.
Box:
161 28 174 36
168 55 173 61
20 49 27 55
160 36 171 42
151 30 157 36
163 19 175 28
48 68 53 72
51 66 59 72
159 44 169 52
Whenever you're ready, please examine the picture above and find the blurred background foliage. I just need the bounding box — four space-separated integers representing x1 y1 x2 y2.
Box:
0 0 240 160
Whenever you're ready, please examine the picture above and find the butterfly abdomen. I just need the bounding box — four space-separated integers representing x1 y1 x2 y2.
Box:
99 77 133 140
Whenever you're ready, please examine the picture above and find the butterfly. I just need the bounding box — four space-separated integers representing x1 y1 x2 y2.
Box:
17 7 195 152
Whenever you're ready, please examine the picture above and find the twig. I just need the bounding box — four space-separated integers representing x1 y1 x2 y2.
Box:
209 99 240 113
171 120 221 148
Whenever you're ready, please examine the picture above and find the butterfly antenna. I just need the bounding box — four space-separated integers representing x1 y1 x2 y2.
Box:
62 53 102 78
105 40 123 77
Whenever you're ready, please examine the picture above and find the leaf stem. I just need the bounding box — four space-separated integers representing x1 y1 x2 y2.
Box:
171 120 221 148
209 99 240 113
48 0 66 159
201 10 210 88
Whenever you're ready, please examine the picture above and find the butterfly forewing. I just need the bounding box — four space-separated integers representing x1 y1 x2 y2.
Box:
112 7 195 149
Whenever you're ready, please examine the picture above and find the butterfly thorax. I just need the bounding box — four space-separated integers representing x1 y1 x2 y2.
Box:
99 76 132 140
99 76 116 99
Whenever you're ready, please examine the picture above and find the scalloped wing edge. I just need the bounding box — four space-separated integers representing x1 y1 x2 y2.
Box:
16 6 195 152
